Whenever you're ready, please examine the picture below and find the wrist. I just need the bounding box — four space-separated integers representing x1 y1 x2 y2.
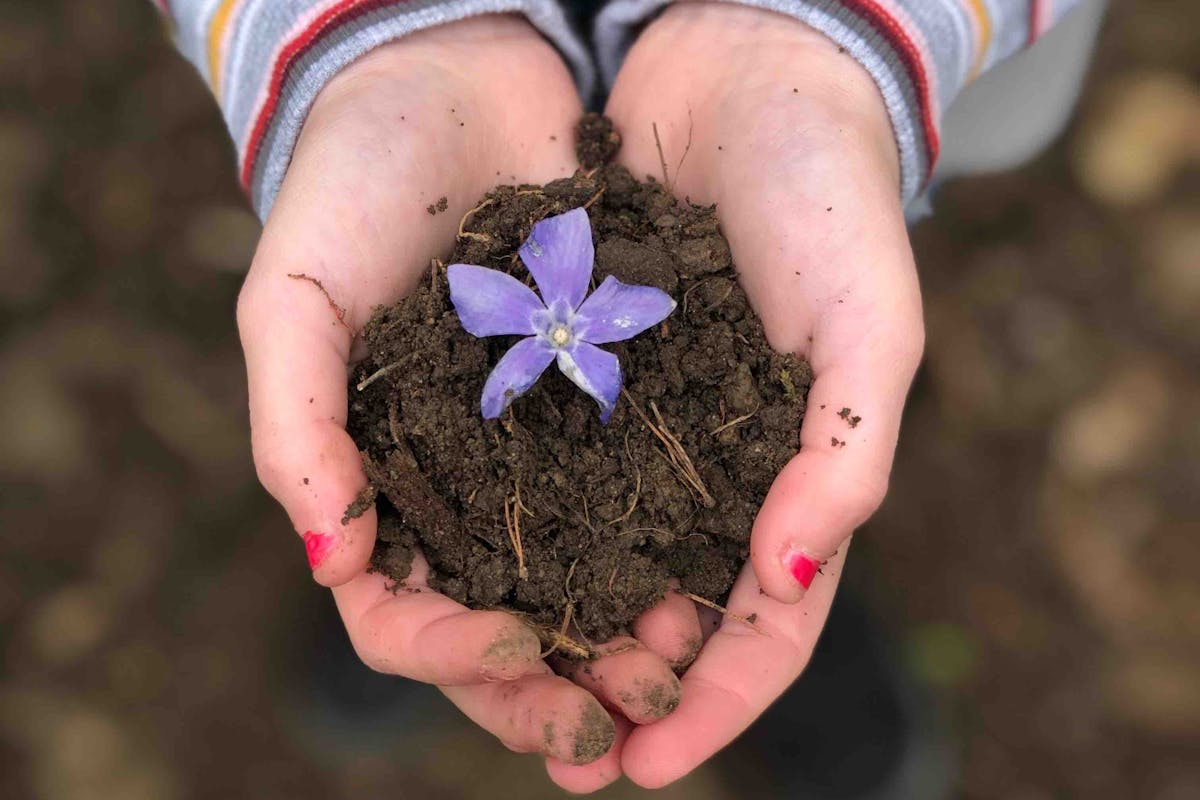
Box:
621 2 900 188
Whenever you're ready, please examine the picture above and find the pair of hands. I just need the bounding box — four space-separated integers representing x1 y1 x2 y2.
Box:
237 4 924 791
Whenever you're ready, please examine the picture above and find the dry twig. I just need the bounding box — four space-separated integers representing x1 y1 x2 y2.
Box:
676 590 765 634
356 354 417 392
457 197 494 242
623 392 716 507
652 122 671 187
711 405 760 435
503 490 528 580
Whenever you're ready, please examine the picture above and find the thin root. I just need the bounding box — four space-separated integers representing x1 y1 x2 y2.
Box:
681 278 715 314
457 198 494 241
538 602 591 659
711 406 759 435
676 590 766 635
624 391 715 507
652 122 671 188
356 355 416 392
387 398 404 449
700 282 735 314
672 107 694 191
582 186 606 210
503 491 528 580
287 273 354 334
430 258 443 293
602 453 641 529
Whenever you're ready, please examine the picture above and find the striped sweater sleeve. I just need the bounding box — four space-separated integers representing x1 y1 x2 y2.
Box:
595 0 1085 205
154 0 594 219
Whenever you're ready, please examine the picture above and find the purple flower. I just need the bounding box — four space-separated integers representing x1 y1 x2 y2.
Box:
447 207 676 422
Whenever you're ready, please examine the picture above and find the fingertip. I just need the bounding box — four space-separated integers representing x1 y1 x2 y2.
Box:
304 504 376 587
563 638 683 724
565 695 617 765
749 450 858 603
632 580 703 670
545 714 630 793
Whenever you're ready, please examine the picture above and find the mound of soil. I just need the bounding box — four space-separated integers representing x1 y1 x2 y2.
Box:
346 115 811 648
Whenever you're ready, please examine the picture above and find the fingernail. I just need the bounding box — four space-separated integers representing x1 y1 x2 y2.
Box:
784 548 821 590
302 530 334 569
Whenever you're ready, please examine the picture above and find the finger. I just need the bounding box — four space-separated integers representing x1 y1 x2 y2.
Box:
237 255 377 587
441 674 617 766
750 257 923 603
706 149 921 603
544 714 632 793
632 580 704 670
621 549 846 788
554 637 682 724
332 561 543 684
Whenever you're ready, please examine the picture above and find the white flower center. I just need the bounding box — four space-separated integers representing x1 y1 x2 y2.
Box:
549 324 571 347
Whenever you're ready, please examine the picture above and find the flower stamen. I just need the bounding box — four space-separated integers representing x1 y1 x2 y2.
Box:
549 324 571 347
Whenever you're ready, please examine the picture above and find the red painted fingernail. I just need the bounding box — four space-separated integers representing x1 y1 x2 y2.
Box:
302 531 334 569
785 549 821 590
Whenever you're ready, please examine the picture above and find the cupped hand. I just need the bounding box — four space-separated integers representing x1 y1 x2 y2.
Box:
236 16 687 783
602 3 925 787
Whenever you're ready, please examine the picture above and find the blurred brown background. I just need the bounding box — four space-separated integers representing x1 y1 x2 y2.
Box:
1 2 1196 798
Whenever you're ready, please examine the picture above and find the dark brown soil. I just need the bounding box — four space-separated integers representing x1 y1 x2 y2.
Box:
346 117 811 647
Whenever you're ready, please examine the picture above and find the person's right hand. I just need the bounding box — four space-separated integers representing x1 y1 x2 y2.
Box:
236 16 678 786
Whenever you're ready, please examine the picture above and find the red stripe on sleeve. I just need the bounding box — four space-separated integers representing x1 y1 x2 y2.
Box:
239 0 409 191
838 0 941 176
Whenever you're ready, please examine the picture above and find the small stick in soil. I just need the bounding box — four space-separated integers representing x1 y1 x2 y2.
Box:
356 354 417 392
711 405 759 435
582 186 606 210
503 491 528 580
615 526 675 539
515 480 534 518
700 282 735 314
539 602 591 660
650 399 716 507
564 555 580 599
287 273 354 334
681 278 715 314
622 391 715 507
457 198 494 242
676 590 765 635
652 122 671 188
602 458 641 529
387 398 404 449
538 625 591 660
430 257 443 293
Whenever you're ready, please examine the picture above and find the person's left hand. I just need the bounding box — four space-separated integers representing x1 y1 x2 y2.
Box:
591 3 926 787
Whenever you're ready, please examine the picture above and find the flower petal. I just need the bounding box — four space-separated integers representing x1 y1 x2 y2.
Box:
574 276 677 344
556 341 622 423
480 337 556 419
447 264 543 338
519 208 594 310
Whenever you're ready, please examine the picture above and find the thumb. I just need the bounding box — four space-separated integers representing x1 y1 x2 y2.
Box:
237 258 375 586
740 196 924 603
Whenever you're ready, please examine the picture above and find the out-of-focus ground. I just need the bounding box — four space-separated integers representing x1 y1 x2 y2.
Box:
1 2 1196 798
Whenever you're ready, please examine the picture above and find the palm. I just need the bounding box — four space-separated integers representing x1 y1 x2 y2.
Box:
238 16 630 777
237 16 707 792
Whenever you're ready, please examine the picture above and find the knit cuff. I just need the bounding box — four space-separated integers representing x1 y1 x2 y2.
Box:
595 0 1080 206
160 0 594 219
